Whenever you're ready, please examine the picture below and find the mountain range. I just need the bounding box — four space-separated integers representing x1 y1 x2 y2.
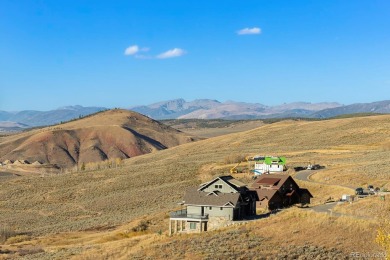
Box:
131 99 390 119
0 100 389 129
0 105 106 128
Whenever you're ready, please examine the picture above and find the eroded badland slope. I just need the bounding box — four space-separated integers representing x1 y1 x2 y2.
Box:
0 109 197 169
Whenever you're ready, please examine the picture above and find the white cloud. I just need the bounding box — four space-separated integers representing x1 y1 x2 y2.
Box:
237 27 261 35
157 48 186 59
125 45 185 60
124 45 139 55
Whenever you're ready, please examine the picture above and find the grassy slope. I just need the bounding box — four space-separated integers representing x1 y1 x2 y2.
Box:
0 114 389 258
167 120 266 138
89 209 379 259
0 109 196 168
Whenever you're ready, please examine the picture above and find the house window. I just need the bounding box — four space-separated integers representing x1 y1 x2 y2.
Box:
209 207 212 210
214 184 222 189
220 207 223 210
190 222 197 230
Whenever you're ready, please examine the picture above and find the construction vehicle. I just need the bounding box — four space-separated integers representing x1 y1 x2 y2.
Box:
230 162 241 174
230 155 254 174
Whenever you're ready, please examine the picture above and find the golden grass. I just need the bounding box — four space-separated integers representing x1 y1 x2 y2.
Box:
0 114 389 258
333 195 390 218
62 208 382 259
176 120 266 138
295 179 353 205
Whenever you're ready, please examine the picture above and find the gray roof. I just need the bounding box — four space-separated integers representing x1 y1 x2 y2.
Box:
222 176 247 188
183 187 241 207
198 175 247 192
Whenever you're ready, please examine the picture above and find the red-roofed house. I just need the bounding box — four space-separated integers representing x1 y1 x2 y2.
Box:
250 174 312 210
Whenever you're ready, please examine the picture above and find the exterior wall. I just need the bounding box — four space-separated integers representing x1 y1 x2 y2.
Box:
204 206 234 220
255 195 282 210
186 205 236 219
169 219 207 235
185 221 207 233
254 163 283 174
187 205 202 215
250 200 257 215
169 219 187 234
279 178 299 195
256 199 269 209
286 192 300 205
300 193 311 204
202 179 237 193
208 216 234 231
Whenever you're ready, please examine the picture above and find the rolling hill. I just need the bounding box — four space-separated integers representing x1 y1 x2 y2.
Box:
0 109 197 169
0 114 389 258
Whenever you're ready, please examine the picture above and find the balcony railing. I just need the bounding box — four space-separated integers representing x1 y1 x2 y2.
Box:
170 209 209 220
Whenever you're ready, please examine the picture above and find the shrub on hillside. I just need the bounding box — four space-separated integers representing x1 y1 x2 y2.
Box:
5 234 30 244
132 220 150 232
224 154 246 164
0 225 16 243
376 219 390 259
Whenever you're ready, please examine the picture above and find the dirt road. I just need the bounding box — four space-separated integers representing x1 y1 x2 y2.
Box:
295 169 356 189
294 170 362 217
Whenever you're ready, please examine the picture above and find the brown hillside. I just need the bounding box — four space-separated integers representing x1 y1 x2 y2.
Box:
0 115 389 258
0 109 197 168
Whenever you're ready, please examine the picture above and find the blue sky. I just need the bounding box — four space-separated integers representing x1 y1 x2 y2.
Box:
0 0 389 111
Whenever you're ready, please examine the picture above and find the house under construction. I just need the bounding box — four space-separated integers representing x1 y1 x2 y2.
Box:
252 156 286 175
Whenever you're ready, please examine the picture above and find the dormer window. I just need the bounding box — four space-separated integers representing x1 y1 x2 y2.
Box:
214 184 223 189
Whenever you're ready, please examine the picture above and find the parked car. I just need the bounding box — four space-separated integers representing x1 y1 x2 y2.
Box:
367 185 375 194
355 187 364 195
306 164 324 170
294 166 306 172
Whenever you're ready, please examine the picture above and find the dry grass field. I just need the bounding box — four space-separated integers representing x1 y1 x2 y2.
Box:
163 119 266 138
0 114 389 258
333 195 390 219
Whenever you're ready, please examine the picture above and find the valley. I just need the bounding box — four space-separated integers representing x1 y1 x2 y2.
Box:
3 1 390 258
0 113 389 259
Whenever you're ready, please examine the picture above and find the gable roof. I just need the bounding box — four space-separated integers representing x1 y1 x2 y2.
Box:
183 187 241 207
255 189 280 201
221 176 247 188
250 174 297 190
250 174 313 200
256 177 281 186
198 175 247 192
